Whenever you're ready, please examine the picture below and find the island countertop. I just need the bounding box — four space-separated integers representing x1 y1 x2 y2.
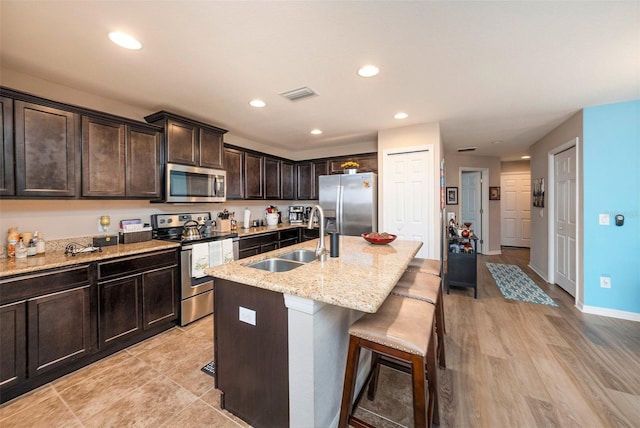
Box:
206 235 422 313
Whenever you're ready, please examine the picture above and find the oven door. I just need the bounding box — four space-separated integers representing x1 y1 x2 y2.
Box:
166 163 226 203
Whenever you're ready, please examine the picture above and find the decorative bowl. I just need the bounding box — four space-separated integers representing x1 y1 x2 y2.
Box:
361 232 397 245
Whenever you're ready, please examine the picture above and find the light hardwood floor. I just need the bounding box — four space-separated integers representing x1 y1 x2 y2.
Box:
1 247 638 427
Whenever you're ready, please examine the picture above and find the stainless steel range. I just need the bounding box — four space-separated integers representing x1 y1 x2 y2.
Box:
151 212 238 326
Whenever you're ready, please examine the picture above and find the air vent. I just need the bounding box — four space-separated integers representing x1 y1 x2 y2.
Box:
280 86 317 101
457 147 477 152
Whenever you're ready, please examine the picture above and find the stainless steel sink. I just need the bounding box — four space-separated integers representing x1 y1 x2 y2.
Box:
277 249 317 263
248 258 305 272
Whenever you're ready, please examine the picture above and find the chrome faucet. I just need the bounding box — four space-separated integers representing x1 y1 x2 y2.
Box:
308 204 328 261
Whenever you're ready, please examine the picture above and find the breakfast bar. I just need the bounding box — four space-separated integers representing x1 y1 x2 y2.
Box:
206 235 422 428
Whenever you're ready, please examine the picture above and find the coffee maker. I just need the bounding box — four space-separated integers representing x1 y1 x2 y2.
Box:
288 206 305 224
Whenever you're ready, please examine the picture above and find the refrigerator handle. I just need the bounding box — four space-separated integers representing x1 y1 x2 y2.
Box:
337 185 344 234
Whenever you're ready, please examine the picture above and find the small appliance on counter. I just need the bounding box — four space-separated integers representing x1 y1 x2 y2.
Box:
289 206 305 224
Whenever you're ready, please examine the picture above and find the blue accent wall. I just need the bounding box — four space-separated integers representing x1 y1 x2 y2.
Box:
583 100 640 313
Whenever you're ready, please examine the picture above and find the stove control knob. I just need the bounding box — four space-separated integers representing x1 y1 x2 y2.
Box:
167 219 173 224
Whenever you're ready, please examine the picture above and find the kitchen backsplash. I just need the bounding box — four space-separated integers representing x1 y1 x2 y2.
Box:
1 199 316 258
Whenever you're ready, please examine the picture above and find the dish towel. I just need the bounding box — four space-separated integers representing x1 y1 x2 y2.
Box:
221 238 234 264
209 241 223 267
191 243 210 278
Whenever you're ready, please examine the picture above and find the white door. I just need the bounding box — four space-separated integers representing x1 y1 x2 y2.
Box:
501 172 531 247
461 171 482 252
383 148 434 259
555 146 577 296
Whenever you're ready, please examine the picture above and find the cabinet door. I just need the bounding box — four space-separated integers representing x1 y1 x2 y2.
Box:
296 162 313 200
99 276 141 346
0 96 14 196
142 266 177 329
264 157 281 199
281 161 295 200
245 153 265 199
14 101 78 197
126 125 162 198
166 119 197 166
81 115 126 197
0 301 26 389
27 285 92 377
356 153 378 173
223 147 244 199
199 127 224 169
312 160 328 200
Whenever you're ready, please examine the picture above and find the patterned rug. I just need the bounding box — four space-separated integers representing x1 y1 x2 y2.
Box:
486 263 558 307
201 361 215 377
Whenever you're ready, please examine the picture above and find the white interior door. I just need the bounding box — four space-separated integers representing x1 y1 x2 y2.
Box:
461 171 483 253
554 146 577 296
501 172 531 247
383 148 434 259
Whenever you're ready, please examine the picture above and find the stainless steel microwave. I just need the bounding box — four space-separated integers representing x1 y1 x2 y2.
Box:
165 163 226 203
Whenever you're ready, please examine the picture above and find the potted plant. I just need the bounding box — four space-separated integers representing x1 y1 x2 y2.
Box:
341 161 359 174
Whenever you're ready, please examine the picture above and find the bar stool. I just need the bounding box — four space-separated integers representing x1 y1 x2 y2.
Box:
338 295 439 428
394 270 446 368
406 257 441 277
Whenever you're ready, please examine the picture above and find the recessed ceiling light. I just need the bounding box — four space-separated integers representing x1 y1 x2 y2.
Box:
108 32 142 50
394 112 408 120
249 99 266 108
521 155 531 159
310 129 322 135
357 65 379 78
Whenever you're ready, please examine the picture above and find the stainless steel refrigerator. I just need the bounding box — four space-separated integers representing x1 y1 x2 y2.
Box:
319 172 378 236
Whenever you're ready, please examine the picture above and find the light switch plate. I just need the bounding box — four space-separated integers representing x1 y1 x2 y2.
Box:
239 306 256 325
599 213 610 225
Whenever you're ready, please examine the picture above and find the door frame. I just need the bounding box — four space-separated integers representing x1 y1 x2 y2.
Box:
547 137 580 306
458 167 490 254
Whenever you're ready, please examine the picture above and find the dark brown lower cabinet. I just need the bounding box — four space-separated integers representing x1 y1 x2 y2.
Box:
99 276 141 345
28 285 92 377
0 301 26 389
215 279 288 428
142 267 178 329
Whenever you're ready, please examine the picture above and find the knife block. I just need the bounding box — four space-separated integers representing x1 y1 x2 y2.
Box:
214 219 231 232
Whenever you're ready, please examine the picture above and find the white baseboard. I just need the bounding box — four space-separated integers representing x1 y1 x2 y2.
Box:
577 303 640 322
528 263 549 282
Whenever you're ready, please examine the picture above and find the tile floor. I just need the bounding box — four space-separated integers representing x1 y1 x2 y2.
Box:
0 316 249 428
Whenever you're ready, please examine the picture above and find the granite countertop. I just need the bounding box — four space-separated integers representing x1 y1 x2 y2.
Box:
206 235 422 313
0 240 180 278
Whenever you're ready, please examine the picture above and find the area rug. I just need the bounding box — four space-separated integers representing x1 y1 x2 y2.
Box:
486 263 558 307
201 361 216 377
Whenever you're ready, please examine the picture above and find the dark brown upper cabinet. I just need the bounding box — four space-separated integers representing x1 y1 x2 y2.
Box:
14 100 79 198
0 96 14 196
281 160 295 200
81 116 162 199
223 146 244 199
296 161 313 200
264 157 281 199
144 111 227 169
244 152 265 199
328 153 378 174
312 160 328 200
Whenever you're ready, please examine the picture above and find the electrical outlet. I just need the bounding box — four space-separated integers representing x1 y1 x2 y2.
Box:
600 276 611 288
239 306 256 325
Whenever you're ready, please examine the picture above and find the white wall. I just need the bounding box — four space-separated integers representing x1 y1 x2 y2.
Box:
377 122 443 258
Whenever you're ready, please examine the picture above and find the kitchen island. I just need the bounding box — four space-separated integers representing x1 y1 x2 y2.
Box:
206 235 422 428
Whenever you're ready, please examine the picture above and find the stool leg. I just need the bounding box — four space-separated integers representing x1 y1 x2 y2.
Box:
338 336 362 428
367 352 381 401
410 354 428 428
426 325 440 426
436 287 446 369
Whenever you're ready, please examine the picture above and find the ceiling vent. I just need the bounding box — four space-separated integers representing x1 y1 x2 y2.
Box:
457 147 477 152
280 86 317 101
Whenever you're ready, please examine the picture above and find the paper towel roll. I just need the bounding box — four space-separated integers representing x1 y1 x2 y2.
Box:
243 208 251 229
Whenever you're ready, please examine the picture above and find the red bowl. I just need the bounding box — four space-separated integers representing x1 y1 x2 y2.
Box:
361 232 397 245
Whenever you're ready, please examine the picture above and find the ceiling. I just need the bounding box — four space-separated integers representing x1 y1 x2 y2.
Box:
1 1 638 161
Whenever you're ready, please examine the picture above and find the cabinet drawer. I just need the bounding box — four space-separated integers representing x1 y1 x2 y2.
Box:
238 232 278 250
0 265 91 305
279 229 298 241
98 250 177 280
279 238 298 248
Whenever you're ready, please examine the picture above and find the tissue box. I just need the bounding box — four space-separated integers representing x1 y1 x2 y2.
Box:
119 230 152 244
214 219 231 232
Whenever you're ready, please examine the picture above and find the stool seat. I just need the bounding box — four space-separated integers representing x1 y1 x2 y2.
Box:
394 270 441 304
407 258 441 276
350 295 435 356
